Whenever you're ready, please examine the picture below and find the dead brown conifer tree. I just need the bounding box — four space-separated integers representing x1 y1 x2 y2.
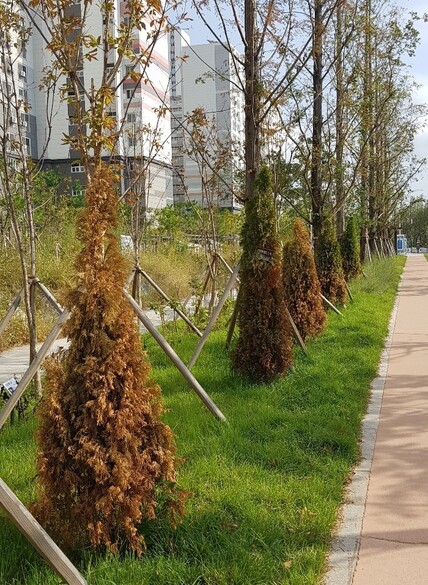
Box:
282 219 326 340
31 166 184 555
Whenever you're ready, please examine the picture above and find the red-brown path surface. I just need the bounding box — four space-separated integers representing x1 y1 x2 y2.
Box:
352 254 428 584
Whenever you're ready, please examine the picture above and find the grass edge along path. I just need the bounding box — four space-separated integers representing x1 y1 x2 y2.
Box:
0 256 405 585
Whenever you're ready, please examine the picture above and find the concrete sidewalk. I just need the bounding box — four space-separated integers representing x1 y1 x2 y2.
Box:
352 254 428 583
325 254 428 585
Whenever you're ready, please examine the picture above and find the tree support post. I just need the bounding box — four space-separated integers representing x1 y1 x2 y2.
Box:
321 294 343 316
124 290 226 422
188 262 240 369
0 478 86 585
34 279 64 314
0 289 23 337
137 268 202 337
284 307 307 354
0 308 70 431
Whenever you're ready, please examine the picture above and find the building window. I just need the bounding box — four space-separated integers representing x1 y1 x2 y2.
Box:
71 162 85 173
126 88 134 100
24 137 31 154
72 184 84 197
128 136 136 148
18 65 27 79
20 112 29 127
127 113 137 123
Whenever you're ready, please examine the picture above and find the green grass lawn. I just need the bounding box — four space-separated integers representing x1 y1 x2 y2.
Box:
0 256 405 585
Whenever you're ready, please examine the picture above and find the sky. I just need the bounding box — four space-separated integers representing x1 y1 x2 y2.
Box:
397 0 428 199
180 0 428 200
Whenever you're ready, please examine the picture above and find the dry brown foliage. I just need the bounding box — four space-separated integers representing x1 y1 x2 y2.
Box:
282 219 326 340
31 166 184 555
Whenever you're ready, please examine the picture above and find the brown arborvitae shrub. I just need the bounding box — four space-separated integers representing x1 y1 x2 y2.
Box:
315 215 347 305
31 166 184 555
231 166 293 381
282 219 326 340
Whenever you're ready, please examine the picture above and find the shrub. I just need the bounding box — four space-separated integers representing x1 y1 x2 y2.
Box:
231 166 293 381
315 215 347 305
32 166 184 555
341 215 362 280
283 219 326 340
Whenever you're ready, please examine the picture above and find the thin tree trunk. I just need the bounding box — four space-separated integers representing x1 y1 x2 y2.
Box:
311 0 324 250
244 0 260 201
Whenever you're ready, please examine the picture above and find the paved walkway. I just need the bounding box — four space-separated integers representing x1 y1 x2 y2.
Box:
324 254 428 585
351 253 428 583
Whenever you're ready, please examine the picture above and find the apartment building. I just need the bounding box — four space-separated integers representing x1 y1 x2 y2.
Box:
169 31 244 210
1 3 173 210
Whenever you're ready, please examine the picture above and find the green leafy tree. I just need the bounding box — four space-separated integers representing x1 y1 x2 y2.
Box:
283 219 326 340
315 215 347 305
231 166 293 381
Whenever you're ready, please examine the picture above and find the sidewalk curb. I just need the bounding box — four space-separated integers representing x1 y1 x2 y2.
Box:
322 279 402 585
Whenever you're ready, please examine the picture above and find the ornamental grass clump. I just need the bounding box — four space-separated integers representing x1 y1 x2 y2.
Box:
31 166 184 556
341 215 362 281
231 166 293 381
282 219 326 340
315 215 347 305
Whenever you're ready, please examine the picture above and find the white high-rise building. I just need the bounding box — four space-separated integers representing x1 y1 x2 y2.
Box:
3 4 173 210
169 32 244 210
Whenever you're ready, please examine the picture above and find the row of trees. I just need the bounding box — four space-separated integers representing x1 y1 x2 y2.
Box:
0 0 424 564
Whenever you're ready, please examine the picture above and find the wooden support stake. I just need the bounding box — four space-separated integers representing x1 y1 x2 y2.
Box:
124 290 226 422
215 253 236 278
34 280 63 314
138 269 202 337
345 280 354 302
285 307 307 354
225 288 241 350
194 259 214 317
321 294 343 316
0 289 23 337
188 262 240 369
0 309 70 431
0 478 86 585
